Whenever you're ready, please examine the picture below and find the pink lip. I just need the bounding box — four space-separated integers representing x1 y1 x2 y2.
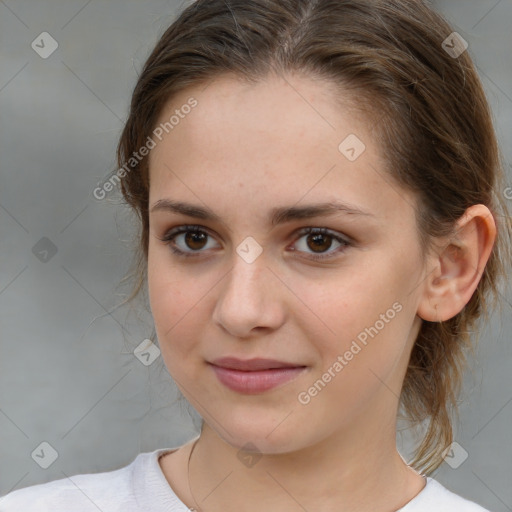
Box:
209 357 307 394
211 357 303 371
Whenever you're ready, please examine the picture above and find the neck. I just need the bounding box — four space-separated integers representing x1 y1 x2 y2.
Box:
188 412 425 512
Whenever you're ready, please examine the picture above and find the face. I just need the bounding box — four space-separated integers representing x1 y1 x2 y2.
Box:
147 72 428 454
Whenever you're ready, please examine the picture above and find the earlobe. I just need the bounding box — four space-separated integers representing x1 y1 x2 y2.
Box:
417 205 496 323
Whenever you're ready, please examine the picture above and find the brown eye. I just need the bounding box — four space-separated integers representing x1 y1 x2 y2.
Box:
293 227 351 261
159 225 351 261
183 231 208 251
159 225 219 258
306 232 334 253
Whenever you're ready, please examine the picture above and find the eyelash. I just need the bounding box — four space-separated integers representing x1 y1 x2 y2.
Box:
157 224 352 261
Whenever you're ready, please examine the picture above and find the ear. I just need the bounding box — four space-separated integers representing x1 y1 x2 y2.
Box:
417 204 496 322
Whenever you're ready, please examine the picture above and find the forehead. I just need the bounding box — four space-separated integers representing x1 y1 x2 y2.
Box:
150 74 372 172
147 73 411 226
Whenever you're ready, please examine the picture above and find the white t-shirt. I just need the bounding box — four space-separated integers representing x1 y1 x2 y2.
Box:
0 441 491 512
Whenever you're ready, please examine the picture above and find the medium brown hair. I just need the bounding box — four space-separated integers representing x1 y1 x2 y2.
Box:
114 0 512 474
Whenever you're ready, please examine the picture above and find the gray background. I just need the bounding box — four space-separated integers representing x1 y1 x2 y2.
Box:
0 0 511 510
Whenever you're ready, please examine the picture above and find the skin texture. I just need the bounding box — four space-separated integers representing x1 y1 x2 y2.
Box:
147 72 496 511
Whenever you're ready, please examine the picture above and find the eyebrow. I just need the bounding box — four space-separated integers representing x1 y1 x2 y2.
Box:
150 199 374 226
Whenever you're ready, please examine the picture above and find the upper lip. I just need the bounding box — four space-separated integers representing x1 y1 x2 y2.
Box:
210 357 305 371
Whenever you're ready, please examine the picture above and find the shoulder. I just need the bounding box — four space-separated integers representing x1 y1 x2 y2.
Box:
0 452 145 512
400 476 492 512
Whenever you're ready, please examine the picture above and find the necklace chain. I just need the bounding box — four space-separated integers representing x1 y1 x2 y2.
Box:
187 438 202 512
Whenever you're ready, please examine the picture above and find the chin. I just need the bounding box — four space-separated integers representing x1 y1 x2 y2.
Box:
209 414 305 454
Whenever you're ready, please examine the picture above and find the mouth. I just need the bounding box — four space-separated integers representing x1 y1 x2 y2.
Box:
210 357 305 371
208 357 308 394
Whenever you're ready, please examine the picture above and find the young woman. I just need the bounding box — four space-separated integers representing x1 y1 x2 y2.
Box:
2 0 510 510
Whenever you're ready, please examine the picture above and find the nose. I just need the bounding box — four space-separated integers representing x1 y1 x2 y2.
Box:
212 248 286 339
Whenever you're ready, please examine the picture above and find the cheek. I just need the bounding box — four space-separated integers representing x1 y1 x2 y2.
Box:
149 278 201 383
293 278 413 423
147 247 213 373
147 244 193 317
148 249 187 348
295 253 417 369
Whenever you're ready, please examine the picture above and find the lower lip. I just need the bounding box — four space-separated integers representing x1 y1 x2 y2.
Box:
210 364 307 394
